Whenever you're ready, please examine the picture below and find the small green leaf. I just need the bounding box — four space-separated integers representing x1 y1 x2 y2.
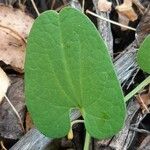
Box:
25 7 125 139
137 35 150 73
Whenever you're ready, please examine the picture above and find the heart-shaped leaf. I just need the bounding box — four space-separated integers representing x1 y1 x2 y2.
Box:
137 35 150 73
25 7 125 139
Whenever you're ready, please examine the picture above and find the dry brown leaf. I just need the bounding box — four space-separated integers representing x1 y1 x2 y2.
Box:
136 91 150 113
118 13 130 31
0 5 34 72
133 0 145 14
116 0 138 21
0 67 10 103
25 112 34 132
98 0 112 12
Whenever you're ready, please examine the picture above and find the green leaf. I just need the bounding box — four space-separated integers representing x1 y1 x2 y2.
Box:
137 35 150 73
25 7 125 139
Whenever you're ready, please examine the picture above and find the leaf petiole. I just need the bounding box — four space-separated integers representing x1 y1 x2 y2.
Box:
71 120 90 150
83 131 91 150
124 76 150 102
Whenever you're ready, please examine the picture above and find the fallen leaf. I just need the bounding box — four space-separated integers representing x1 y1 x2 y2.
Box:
136 90 150 113
98 0 112 12
137 35 150 74
118 13 130 31
0 67 10 103
0 4 34 72
116 0 138 21
25 112 34 132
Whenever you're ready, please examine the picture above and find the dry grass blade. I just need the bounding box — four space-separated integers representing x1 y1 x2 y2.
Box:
4 94 25 133
0 141 7 150
30 0 40 16
82 0 85 13
86 10 136 31
136 93 150 113
51 0 56 9
118 13 130 31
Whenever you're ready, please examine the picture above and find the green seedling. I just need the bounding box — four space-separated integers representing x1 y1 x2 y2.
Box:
25 7 125 141
137 35 150 74
25 6 150 150
125 35 150 102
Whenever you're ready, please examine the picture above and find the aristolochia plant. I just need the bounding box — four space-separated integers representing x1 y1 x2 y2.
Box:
25 7 126 141
137 35 150 74
124 35 150 102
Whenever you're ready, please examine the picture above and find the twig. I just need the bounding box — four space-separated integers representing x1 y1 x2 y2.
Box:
82 0 85 13
4 95 25 133
130 127 150 134
127 68 140 89
124 76 150 102
51 0 56 9
115 0 120 6
30 0 40 16
138 94 149 113
0 141 7 150
113 49 137 56
86 10 136 31
133 0 145 14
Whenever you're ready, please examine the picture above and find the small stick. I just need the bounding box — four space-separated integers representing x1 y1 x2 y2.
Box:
30 0 40 16
133 0 145 11
127 68 140 89
113 49 137 56
115 0 120 5
4 95 25 133
0 141 7 150
51 0 56 9
82 0 85 13
124 76 150 102
86 10 136 31
130 127 150 134
138 94 149 113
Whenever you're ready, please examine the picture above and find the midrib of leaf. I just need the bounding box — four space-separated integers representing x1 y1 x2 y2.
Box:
46 53 77 107
58 16 82 107
51 66 77 107
28 50 76 107
78 32 83 108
